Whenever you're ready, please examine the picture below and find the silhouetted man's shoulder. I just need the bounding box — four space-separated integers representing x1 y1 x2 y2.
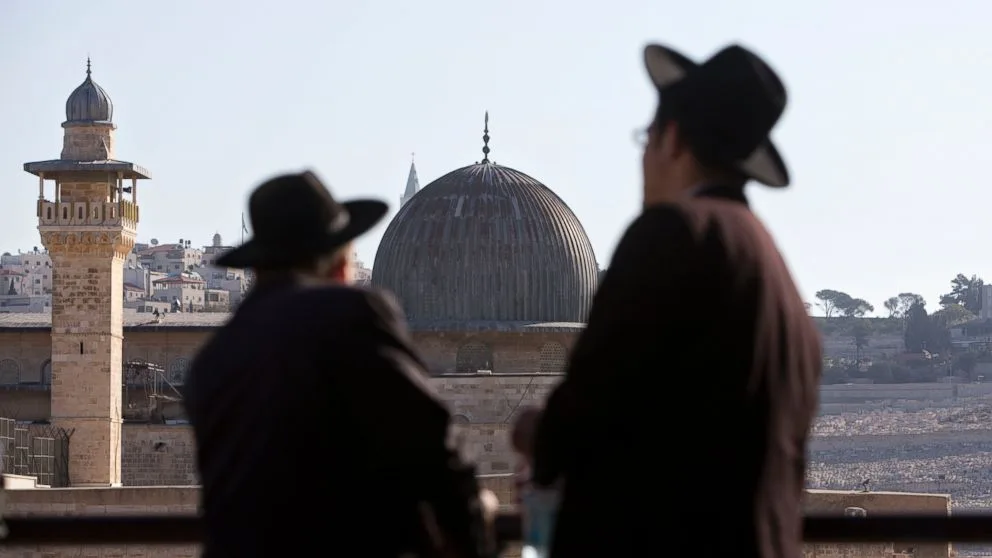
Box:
286 285 410 336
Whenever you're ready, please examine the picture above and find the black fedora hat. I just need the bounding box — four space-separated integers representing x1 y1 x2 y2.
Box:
216 170 388 270
643 43 790 188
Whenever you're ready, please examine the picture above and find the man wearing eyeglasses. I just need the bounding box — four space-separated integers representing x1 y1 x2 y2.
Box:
514 43 822 558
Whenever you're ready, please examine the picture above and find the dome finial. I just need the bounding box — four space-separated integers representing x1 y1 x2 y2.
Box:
481 111 491 164
86 56 91 78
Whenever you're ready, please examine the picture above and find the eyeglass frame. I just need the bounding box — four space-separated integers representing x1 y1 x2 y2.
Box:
632 126 656 148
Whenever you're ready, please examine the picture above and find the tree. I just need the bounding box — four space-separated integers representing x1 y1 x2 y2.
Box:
815 289 875 318
904 302 931 353
904 301 951 354
940 274 984 314
815 289 846 318
883 297 899 318
838 297 874 318
931 303 976 328
898 293 925 315
889 292 925 318
851 320 873 361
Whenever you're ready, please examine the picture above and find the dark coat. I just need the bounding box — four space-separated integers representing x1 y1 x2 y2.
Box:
184 279 484 558
532 187 822 558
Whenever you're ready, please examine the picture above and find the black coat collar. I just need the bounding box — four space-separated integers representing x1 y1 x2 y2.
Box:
692 184 749 207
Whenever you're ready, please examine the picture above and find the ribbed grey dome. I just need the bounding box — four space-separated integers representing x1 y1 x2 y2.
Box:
372 162 598 325
65 62 113 123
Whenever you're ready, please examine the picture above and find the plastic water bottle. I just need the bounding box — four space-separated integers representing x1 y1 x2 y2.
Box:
520 486 559 558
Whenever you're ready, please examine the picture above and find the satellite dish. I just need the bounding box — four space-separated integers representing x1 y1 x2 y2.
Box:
150 239 159 246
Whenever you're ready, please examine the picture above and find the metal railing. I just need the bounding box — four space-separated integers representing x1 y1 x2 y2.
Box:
0 419 71 487
0 513 991 546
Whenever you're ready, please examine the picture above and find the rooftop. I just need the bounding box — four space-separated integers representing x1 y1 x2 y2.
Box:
23 159 151 179
0 310 229 332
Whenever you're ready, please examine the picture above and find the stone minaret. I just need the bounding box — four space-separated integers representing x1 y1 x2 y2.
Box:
23 59 151 487
400 154 420 208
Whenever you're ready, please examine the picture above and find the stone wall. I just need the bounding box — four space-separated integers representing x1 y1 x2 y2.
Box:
123 425 198 486
0 484 947 558
412 331 577 375
42 228 133 487
803 544 903 558
61 123 115 161
805 489 951 558
435 375 560 423
0 485 199 557
116 376 992 485
118 421 518 484
115 375 562 482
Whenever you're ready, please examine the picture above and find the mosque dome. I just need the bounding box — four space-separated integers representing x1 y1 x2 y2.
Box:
64 59 113 124
372 129 598 327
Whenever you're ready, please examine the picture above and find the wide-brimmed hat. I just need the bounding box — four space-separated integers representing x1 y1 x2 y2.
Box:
643 43 790 187
216 170 388 270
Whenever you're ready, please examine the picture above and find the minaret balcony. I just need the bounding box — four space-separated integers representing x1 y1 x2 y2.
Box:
37 199 138 229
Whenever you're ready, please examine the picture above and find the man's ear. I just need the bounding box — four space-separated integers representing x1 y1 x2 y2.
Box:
662 120 689 158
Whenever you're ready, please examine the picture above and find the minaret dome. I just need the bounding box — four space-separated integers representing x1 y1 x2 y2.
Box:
64 58 114 124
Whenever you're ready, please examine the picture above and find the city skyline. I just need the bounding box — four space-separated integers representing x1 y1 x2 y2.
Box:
4 1 992 318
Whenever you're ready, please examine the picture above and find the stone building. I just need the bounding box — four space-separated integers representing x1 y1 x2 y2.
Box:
372 114 599 379
0 117 597 476
0 110 599 481
21 58 150 487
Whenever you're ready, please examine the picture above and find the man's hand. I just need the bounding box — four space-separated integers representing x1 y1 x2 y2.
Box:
479 489 499 523
511 407 543 462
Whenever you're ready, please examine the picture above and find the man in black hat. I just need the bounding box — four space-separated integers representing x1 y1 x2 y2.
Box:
184 171 496 558
515 44 822 557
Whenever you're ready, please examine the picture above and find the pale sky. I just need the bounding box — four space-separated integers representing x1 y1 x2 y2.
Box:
1 1 989 314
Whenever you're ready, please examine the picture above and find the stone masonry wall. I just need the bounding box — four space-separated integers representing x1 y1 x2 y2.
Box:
61 123 114 161
805 489 951 558
803 544 901 558
119 421 514 484
44 228 132 487
123 425 198 486
412 331 577 375
0 484 940 558
435 375 561 423
0 486 198 557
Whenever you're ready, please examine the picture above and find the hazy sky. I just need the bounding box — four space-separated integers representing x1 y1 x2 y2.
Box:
1 1 989 314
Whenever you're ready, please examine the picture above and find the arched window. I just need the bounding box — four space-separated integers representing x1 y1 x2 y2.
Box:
168 357 190 386
539 342 567 374
455 342 493 374
41 359 52 385
0 359 20 385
